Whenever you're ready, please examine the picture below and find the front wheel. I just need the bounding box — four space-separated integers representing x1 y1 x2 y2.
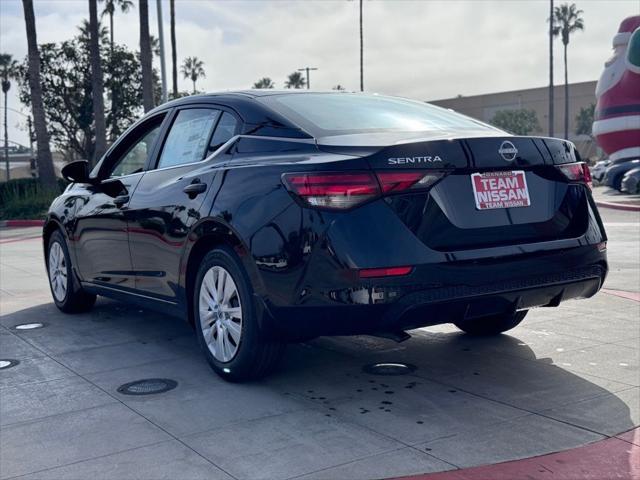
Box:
454 310 528 335
47 230 96 313
194 246 284 382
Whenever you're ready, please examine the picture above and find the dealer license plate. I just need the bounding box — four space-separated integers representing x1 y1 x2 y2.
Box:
471 171 531 210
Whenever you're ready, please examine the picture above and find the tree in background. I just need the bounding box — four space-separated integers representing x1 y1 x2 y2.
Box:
575 103 595 138
552 3 584 140
100 0 133 140
284 71 305 89
88 0 107 165
1 54 19 181
100 0 133 52
21 0 56 190
169 0 177 98
252 77 274 89
18 28 159 161
490 109 541 136
181 56 205 94
138 0 154 112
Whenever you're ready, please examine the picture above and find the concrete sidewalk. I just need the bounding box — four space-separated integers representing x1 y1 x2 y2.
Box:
0 208 638 480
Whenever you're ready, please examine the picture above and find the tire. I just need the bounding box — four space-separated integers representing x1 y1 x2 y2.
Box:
47 230 96 313
613 174 624 191
454 310 528 336
193 246 284 382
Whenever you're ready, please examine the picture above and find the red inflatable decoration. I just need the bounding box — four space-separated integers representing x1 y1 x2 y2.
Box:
593 16 640 161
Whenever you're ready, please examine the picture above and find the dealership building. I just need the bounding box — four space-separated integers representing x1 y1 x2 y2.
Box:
429 80 599 161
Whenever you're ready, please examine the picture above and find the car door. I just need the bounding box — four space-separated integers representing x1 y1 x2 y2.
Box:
72 113 168 290
126 106 240 300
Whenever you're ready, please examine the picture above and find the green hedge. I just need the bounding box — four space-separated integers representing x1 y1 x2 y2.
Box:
0 178 68 220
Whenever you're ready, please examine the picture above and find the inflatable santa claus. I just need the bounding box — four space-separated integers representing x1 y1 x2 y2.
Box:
593 15 640 162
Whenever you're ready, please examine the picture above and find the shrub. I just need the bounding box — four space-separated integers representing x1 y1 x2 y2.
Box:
0 178 67 220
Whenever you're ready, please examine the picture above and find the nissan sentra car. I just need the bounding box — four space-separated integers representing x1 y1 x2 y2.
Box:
44 91 608 380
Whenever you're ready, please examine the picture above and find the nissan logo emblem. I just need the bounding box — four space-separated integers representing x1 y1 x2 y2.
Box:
498 141 518 162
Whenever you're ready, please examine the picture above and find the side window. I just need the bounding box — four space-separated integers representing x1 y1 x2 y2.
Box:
208 112 239 153
110 123 162 178
157 109 220 169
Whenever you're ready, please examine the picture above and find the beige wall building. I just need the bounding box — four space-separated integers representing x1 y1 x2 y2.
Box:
429 81 599 160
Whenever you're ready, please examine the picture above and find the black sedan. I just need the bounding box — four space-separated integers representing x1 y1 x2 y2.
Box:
45 91 608 380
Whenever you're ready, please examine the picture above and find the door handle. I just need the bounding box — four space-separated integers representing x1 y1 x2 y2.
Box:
183 182 207 198
113 195 129 208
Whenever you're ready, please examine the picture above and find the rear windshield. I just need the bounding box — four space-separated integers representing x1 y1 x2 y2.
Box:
258 93 498 137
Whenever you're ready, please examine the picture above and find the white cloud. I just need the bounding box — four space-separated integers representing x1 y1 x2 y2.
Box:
1 0 638 146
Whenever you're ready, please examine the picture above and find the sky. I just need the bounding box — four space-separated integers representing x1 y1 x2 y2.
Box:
1 0 639 147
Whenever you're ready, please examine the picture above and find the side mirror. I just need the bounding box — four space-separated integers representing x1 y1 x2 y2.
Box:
61 160 92 184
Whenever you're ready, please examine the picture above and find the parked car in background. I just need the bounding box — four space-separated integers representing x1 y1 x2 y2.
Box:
621 166 640 194
604 159 640 190
43 91 608 381
591 160 610 183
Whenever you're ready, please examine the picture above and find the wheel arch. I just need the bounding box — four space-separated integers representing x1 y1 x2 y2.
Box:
42 216 66 264
181 218 261 326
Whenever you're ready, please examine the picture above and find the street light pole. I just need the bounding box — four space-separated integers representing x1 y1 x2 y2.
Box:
359 0 364 92
298 67 318 90
156 0 168 103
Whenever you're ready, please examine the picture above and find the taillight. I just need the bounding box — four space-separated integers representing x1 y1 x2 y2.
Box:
282 172 379 210
360 266 413 278
557 162 592 189
282 170 446 210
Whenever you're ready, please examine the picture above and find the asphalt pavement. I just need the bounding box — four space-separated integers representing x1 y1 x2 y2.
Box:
0 207 638 479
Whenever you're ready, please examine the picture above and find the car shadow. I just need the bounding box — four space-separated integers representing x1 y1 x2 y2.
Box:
1 299 636 475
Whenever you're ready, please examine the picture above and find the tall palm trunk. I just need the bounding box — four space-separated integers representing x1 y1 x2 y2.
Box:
359 0 363 92
139 0 154 112
109 11 114 51
89 0 107 164
170 0 177 98
4 90 9 181
548 0 554 137
21 0 56 190
563 42 569 140
192 78 196 94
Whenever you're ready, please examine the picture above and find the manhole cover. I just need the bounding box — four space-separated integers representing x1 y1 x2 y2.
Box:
13 323 45 330
117 378 177 395
362 362 417 376
0 359 20 370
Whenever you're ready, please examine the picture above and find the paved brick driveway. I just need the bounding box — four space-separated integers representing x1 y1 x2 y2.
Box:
1 208 638 479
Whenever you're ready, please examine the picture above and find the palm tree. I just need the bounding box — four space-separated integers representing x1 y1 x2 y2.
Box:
169 0 177 98
100 0 133 52
284 71 305 89
253 77 275 89
181 57 205 94
89 0 107 164
1 54 18 181
139 0 154 111
552 3 584 140
21 0 57 190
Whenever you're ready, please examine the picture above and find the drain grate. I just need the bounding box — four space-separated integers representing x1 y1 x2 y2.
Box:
117 378 178 396
362 362 417 376
13 323 45 330
0 359 20 370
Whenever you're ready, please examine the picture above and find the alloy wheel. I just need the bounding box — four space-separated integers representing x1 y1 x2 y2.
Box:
198 266 243 362
48 242 68 302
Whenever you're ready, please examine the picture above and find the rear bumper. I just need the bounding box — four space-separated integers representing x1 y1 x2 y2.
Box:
260 245 607 339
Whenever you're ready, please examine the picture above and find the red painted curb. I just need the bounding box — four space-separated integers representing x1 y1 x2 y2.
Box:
0 219 45 228
396 428 640 480
595 200 640 212
602 288 640 302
